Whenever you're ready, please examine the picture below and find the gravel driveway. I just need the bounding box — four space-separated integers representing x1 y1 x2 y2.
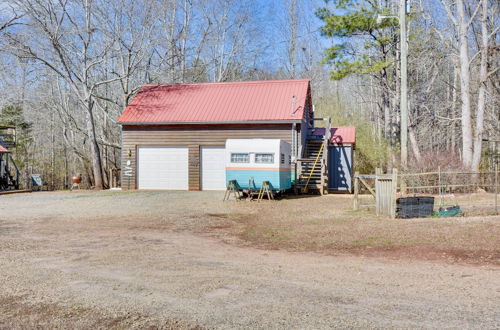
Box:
1 191 499 329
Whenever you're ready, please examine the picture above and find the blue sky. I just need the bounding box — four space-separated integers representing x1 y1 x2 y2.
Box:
251 0 331 72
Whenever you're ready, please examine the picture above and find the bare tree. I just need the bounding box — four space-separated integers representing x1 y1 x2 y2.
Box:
6 0 127 189
0 2 23 33
287 0 298 79
437 1 474 167
472 0 497 171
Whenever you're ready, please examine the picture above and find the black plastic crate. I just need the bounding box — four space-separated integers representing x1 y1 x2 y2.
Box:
397 197 434 218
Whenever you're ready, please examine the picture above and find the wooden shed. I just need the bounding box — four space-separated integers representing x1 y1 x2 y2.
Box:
311 127 356 193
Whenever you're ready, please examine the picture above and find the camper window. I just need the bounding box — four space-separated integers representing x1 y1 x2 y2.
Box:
255 153 274 164
231 153 249 163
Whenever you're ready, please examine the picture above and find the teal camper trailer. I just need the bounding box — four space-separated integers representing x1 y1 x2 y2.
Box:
225 139 292 191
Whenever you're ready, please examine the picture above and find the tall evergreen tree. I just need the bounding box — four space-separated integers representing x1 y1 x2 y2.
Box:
316 0 400 150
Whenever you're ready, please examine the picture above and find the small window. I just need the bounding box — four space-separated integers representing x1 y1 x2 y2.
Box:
231 153 249 163
281 153 285 164
255 153 274 164
288 155 291 164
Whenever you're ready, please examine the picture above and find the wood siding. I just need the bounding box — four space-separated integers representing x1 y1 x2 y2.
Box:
121 124 296 190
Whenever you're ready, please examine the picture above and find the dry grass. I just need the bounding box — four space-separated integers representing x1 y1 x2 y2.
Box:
212 194 500 265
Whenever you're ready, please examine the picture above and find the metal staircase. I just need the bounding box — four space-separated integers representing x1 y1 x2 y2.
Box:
295 118 331 195
0 152 20 190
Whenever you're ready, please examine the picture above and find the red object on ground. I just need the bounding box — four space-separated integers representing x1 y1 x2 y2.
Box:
118 79 311 124
311 127 356 145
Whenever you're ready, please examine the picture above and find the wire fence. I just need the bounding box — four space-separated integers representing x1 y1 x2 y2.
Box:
399 167 498 216
354 167 499 216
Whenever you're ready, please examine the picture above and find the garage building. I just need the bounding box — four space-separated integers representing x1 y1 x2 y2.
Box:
118 79 355 192
118 79 314 191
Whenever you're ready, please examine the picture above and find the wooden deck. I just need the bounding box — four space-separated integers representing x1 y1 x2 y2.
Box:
0 189 32 195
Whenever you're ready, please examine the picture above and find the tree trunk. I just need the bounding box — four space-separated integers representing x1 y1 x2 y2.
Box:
457 0 473 169
383 85 391 139
288 0 297 78
451 64 459 153
471 0 489 172
180 0 191 83
85 98 104 189
409 126 422 163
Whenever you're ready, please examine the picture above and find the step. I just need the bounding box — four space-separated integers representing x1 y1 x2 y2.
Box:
300 165 324 169
300 168 323 172
300 165 323 169
298 177 322 182
296 158 321 162
295 183 324 189
300 171 322 175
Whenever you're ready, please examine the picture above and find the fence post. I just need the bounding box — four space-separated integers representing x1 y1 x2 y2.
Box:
438 166 442 208
375 168 381 216
495 163 498 215
400 176 407 195
391 168 398 219
353 171 359 211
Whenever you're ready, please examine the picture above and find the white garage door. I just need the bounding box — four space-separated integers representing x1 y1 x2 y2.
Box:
201 146 226 190
137 146 188 190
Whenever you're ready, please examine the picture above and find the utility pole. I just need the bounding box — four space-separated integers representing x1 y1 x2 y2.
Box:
399 0 408 169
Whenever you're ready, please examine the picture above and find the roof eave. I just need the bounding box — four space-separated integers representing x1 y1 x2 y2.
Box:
118 120 303 126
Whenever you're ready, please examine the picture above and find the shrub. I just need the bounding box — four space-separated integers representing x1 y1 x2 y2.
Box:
315 96 388 174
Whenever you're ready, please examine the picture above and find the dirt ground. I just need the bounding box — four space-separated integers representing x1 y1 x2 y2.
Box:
0 190 499 329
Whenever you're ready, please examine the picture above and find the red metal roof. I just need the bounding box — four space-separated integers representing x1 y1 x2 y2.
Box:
0 146 8 153
312 126 356 145
118 79 311 124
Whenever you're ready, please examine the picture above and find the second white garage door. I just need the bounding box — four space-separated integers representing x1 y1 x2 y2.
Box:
137 146 188 190
201 146 226 190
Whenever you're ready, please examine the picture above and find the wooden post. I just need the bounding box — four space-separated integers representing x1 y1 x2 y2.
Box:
353 171 359 210
391 168 398 219
320 160 325 196
495 163 498 215
375 168 381 216
321 118 331 195
438 166 443 208
400 174 407 195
